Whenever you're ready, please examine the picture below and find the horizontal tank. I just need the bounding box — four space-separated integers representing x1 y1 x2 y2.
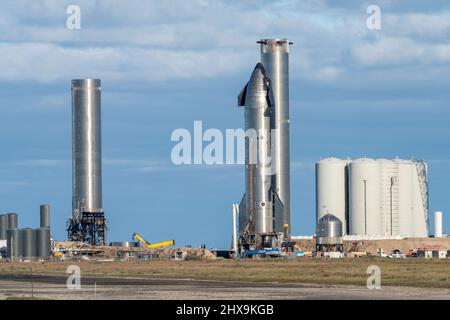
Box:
349 158 382 236
316 157 349 235
110 242 139 248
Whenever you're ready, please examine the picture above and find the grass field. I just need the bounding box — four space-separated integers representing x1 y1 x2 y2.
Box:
1 258 450 289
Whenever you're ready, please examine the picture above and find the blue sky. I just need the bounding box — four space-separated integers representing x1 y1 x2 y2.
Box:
0 0 449 248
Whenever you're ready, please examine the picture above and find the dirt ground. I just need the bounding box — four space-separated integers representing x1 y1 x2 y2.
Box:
294 237 450 255
1 274 450 300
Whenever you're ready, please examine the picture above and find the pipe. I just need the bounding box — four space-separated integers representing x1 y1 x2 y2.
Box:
363 180 367 235
232 204 239 254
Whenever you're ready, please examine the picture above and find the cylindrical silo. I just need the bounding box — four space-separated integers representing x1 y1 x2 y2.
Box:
7 213 18 229
411 160 429 237
396 159 414 237
22 228 37 259
349 158 382 236
434 211 443 238
6 228 22 259
316 157 349 235
40 204 51 228
0 214 8 239
259 39 292 236
36 227 51 258
72 79 103 218
378 159 401 236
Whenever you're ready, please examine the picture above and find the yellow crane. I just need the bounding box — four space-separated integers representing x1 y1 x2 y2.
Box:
132 233 175 249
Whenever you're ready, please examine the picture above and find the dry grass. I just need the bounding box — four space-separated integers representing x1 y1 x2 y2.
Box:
1 258 450 288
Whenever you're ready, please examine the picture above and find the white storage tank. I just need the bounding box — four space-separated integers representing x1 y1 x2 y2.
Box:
434 211 443 238
378 159 400 236
411 160 429 237
396 159 415 237
316 157 349 234
349 158 382 235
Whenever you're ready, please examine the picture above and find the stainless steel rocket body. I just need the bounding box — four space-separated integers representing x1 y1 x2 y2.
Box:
260 39 291 235
239 64 274 234
71 79 103 218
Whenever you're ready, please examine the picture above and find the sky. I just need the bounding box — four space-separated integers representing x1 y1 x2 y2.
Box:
0 0 449 248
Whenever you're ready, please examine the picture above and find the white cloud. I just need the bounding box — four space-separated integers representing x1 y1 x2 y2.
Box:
352 37 450 66
14 159 69 166
0 1 450 84
0 181 32 192
384 12 450 38
103 158 169 172
0 42 254 83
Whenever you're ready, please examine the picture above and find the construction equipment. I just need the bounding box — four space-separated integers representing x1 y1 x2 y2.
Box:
132 233 175 249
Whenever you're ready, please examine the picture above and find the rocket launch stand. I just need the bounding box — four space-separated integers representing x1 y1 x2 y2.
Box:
67 212 107 245
238 232 286 258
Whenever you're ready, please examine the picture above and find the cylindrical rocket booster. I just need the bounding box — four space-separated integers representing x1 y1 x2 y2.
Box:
259 39 292 236
71 79 103 218
238 63 274 234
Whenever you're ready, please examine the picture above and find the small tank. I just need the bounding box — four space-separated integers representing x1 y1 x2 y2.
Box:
7 213 18 229
22 228 37 259
6 228 23 259
36 227 51 258
0 215 8 240
316 214 343 252
40 204 51 228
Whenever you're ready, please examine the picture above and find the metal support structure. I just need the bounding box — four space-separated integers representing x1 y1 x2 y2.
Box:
67 212 107 245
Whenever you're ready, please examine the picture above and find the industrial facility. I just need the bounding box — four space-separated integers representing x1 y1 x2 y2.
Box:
316 157 429 238
0 39 448 264
0 206 51 261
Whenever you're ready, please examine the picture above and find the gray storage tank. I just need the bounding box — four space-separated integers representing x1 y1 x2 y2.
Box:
7 213 18 229
36 227 51 258
22 228 37 259
316 214 343 252
6 228 22 259
0 214 7 239
40 204 51 228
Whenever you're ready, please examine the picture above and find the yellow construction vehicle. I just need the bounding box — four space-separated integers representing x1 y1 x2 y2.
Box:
132 233 175 249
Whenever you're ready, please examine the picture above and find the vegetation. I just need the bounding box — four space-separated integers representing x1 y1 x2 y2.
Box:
1 258 449 288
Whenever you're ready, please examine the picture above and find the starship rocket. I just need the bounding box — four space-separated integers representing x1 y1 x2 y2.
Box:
238 39 292 248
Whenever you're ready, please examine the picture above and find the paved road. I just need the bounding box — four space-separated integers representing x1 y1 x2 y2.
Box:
0 273 449 300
